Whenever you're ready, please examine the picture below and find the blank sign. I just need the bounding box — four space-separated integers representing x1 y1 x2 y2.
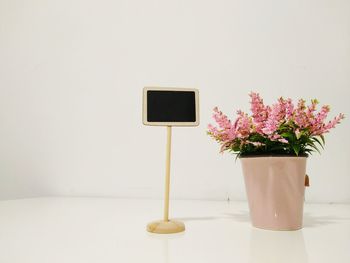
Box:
143 87 199 126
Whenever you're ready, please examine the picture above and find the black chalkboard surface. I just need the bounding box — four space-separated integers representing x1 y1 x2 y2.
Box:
143 87 199 126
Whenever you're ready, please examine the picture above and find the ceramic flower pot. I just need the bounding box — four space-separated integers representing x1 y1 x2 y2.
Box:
240 156 307 231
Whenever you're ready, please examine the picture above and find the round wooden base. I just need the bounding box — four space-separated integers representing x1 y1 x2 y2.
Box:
147 220 185 234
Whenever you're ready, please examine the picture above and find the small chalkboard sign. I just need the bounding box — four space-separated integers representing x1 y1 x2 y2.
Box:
143 87 199 126
142 86 199 234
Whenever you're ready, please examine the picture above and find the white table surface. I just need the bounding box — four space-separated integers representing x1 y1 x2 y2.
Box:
0 197 349 263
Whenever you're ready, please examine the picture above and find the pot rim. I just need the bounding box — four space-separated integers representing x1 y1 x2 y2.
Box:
239 153 308 159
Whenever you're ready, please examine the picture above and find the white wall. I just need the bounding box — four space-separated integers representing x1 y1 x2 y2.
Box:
1 0 349 202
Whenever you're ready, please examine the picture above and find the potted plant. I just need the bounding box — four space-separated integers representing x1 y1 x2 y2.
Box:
208 92 344 230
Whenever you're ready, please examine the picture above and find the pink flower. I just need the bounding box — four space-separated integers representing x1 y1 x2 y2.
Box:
269 133 282 141
285 98 294 119
220 141 232 153
235 110 252 138
324 113 345 132
260 97 295 139
306 99 318 119
207 92 345 155
207 124 219 137
261 99 283 136
294 99 308 128
310 105 330 135
278 138 288 144
212 107 231 130
249 92 269 134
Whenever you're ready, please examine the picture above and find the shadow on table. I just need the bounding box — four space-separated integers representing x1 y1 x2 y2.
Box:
224 211 251 223
175 212 249 223
173 216 225 222
303 212 350 227
223 211 350 228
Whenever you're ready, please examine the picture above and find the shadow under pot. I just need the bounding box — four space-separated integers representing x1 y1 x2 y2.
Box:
240 156 308 231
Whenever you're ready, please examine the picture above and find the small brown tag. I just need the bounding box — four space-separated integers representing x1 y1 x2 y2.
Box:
305 174 310 187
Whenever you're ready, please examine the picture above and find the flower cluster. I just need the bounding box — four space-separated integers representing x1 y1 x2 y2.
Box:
208 92 344 156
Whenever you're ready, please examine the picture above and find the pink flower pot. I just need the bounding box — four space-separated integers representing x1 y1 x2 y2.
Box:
240 156 307 231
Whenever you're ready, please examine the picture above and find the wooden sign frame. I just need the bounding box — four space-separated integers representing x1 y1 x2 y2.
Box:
142 87 200 127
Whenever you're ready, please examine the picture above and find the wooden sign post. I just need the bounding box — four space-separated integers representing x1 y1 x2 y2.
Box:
143 87 199 234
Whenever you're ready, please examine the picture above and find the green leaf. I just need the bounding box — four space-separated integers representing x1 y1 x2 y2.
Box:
293 144 300 156
304 149 314 154
281 132 294 141
307 142 321 154
320 135 325 145
313 137 324 149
